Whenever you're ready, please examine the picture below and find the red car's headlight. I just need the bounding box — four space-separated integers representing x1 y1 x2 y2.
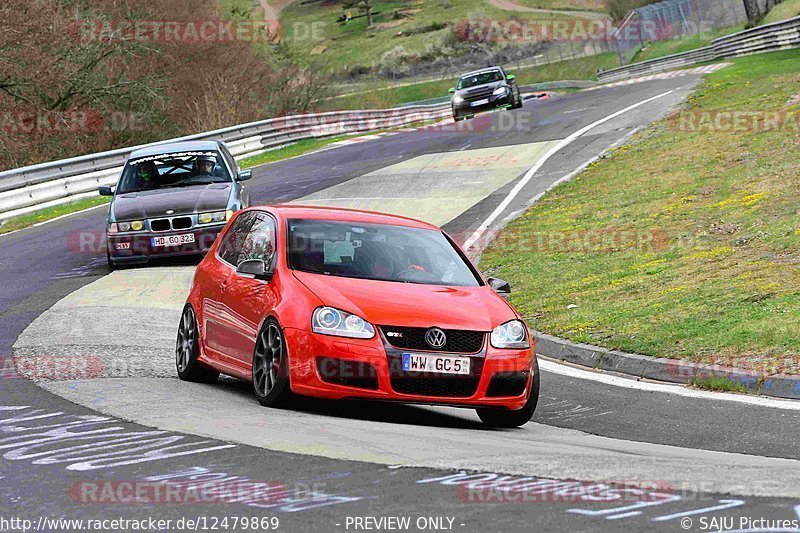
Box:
312 306 375 339
491 320 530 349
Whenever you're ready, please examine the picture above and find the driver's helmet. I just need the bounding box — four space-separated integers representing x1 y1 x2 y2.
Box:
194 154 216 175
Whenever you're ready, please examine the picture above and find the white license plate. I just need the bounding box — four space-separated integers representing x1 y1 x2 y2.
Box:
402 353 470 375
470 99 489 107
151 234 195 247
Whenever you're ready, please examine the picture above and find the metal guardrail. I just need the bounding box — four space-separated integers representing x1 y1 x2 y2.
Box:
0 103 451 221
599 15 800 82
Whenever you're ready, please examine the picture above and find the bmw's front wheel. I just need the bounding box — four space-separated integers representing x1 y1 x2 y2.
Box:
252 319 291 407
176 304 219 383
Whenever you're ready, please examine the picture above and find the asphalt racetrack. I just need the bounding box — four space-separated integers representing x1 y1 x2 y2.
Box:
2 68 800 532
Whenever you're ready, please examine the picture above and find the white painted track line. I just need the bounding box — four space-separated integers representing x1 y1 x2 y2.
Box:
539 359 800 411
463 89 675 250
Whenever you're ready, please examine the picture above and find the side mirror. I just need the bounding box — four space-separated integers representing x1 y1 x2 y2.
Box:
98 186 114 196
236 259 272 281
448 87 455 94
507 74 516 82
238 169 253 181
487 277 511 296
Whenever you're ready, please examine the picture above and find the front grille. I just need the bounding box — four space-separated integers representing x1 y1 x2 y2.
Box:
391 377 479 398
172 216 192 230
316 357 379 390
150 219 171 232
486 371 529 397
149 216 194 232
387 354 483 398
464 87 494 100
380 326 484 354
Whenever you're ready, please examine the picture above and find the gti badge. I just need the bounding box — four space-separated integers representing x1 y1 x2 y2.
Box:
425 328 447 349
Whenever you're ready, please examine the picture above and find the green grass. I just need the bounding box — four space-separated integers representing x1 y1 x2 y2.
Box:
760 0 800 25
480 49 800 373
512 0 609 12
0 196 111 235
688 377 750 394
325 52 620 110
281 0 590 75
632 25 745 63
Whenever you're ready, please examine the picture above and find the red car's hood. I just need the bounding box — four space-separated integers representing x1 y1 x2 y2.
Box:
292 271 516 331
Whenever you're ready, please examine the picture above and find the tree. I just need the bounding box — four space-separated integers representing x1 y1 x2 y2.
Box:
341 0 373 27
742 0 761 23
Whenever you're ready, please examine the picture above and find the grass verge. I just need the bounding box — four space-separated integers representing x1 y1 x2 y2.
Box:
688 377 750 394
479 49 800 372
0 196 110 235
632 25 744 63
760 0 800 25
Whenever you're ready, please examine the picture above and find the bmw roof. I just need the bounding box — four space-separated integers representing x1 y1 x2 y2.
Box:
127 140 222 160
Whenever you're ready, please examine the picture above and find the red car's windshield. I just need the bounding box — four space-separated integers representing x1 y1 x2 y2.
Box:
288 219 481 287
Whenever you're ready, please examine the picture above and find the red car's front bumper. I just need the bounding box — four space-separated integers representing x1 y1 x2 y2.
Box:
283 327 536 410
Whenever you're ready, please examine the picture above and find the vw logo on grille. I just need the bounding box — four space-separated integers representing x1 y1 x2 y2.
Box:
425 328 447 349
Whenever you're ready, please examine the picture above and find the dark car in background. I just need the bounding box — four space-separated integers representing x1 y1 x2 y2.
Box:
449 67 523 121
100 140 252 268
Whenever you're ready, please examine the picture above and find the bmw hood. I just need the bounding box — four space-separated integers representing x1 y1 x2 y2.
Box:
292 271 517 331
112 184 231 221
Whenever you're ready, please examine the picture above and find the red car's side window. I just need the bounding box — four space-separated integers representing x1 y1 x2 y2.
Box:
217 212 256 266
239 214 276 267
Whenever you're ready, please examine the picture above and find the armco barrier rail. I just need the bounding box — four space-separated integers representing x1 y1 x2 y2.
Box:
0 103 451 222
599 15 800 82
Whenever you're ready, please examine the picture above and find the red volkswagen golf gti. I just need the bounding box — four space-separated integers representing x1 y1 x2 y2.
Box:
176 205 539 427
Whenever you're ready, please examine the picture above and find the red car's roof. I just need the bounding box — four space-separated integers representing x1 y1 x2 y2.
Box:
252 205 440 230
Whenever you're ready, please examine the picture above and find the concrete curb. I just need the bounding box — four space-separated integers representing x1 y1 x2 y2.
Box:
534 331 800 400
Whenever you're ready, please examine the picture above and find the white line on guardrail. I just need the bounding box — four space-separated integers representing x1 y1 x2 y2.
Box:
462 89 675 251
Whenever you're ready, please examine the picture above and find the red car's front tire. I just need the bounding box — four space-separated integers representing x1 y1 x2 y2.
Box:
476 365 540 428
252 318 292 407
176 305 219 383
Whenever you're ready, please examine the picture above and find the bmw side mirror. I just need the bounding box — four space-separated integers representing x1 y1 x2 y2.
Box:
236 259 272 281
448 87 455 94
238 169 253 181
488 277 511 296
98 186 114 196
507 74 516 82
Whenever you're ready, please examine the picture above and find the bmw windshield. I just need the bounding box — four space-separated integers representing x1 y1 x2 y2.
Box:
288 219 482 287
116 151 232 194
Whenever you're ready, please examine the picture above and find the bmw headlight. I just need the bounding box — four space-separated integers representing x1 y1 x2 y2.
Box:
198 210 233 225
453 95 464 104
491 320 530 349
312 307 375 339
493 86 509 96
109 220 144 233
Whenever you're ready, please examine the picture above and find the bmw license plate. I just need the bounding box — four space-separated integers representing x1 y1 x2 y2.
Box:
151 234 195 247
402 353 470 375
470 99 489 107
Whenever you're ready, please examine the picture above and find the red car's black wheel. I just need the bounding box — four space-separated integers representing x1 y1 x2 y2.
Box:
176 305 219 383
252 319 291 407
476 364 540 428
